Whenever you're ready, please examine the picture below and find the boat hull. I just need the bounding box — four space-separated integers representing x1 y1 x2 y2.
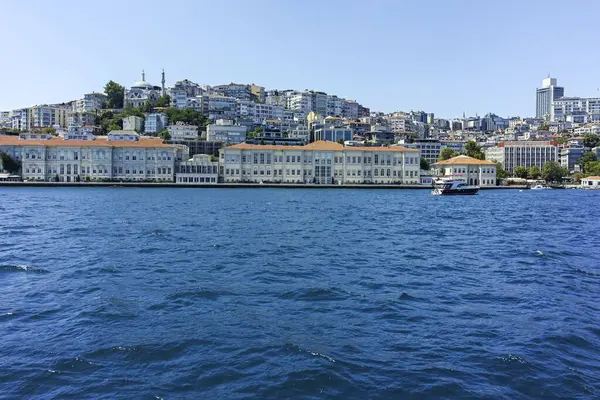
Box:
432 188 479 195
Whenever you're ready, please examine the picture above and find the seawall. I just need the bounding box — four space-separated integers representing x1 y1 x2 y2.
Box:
0 182 527 190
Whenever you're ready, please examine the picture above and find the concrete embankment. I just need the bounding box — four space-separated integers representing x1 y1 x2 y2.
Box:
0 182 527 190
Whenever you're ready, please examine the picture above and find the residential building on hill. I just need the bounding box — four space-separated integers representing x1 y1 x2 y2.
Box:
206 121 247 144
123 116 143 132
145 113 168 134
220 141 421 185
431 155 497 186
73 93 107 113
167 122 198 140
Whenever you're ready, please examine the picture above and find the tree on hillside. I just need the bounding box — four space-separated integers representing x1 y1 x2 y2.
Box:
439 147 458 161
542 161 568 182
583 133 600 149
579 151 597 172
538 122 550 131
528 165 541 180
464 140 485 160
158 129 171 140
0 152 21 174
556 136 569 145
104 80 125 109
337 138 345 145
247 127 263 140
420 157 430 170
584 161 600 176
156 95 171 107
514 165 528 179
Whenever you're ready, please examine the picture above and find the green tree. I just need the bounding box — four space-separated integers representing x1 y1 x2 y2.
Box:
514 165 528 179
156 95 171 107
556 136 569 145
539 122 550 131
247 127 263 139
0 152 22 173
420 157 430 170
337 138 345 145
42 127 57 135
528 165 541 180
584 161 600 176
583 133 600 149
495 162 509 181
158 129 171 140
542 161 568 182
439 147 458 161
579 151 598 172
259 139 266 145
104 80 125 109
464 140 485 160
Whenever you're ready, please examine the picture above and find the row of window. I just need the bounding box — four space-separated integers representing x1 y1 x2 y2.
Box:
177 177 217 183
451 167 495 174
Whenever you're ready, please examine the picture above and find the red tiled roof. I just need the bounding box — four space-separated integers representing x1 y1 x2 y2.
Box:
0 136 174 148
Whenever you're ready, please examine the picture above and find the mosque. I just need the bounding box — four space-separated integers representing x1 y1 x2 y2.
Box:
123 70 166 108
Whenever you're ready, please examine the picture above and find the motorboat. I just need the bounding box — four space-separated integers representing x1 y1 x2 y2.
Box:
530 184 552 190
432 180 479 195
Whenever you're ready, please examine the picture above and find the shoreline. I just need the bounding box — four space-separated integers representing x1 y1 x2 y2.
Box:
0 182 527 190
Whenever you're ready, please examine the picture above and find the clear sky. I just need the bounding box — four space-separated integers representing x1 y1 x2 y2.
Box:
2 0 600 118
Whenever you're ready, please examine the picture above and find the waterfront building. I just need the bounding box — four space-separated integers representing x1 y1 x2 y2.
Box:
167 122 199 140
220 141 421 185
431 155 497 186
124 71 161 108
536 77 564 119
123 116 144 132
206 121 247 144
0 135 182 182
581 176 600 189
485 140 558 172
175 154 219 184
73 93 107 113
145 113 168 134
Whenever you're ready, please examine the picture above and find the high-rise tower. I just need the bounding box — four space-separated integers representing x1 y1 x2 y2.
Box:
536 77 564 119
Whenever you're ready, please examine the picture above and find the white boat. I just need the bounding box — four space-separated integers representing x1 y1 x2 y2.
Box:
530 184 552 190
432 180 479 195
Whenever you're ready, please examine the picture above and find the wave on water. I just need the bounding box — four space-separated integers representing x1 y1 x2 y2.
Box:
0 265 49 273
279 287 350 301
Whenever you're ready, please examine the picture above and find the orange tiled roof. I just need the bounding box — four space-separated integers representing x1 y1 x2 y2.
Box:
432 155 496 166
0 136 174 148
583 176 600 181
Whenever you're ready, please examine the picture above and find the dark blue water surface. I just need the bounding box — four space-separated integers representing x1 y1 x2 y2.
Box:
1 187 599 399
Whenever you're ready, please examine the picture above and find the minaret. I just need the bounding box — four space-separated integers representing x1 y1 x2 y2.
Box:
161 69 166 96
142 70 145 82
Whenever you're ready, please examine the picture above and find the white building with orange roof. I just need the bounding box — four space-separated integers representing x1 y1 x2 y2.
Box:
431 155 497 187
0 134 186 182
581 176 600 189
219 141 421 185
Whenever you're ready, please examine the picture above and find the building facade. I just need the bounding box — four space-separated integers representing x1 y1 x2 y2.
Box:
175 154 219 184
220 141 421 185
485 141 559 172
124 72 161 108
206 122 246 144
167 122 199 140
123 116 144 132
0 135 181 182
536 77 564 119
74 93 107 113
145 113 168 134
432 155 497 186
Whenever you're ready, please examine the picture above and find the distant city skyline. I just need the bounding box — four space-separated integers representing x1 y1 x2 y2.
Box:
2 0 600 118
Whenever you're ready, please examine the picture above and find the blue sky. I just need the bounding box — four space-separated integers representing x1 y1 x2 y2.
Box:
2 0 600 118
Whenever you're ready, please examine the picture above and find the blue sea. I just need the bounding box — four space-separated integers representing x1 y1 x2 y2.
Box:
1 187 599 399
